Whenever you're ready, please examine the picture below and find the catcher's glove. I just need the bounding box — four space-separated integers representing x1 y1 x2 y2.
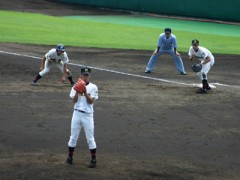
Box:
192 63 202 73
74 78 86 94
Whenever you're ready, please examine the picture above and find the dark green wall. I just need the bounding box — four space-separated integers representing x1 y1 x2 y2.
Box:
60 0 240 22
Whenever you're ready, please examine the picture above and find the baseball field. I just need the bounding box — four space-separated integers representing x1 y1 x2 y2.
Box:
0 0 240 180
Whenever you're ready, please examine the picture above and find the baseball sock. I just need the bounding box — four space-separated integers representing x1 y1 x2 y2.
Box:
202 79 208 90
68 147 75 158
33 73 42 83
67 76 74 85
90 149 96 160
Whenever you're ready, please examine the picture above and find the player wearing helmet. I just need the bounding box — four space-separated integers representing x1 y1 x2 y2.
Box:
32 44 74 86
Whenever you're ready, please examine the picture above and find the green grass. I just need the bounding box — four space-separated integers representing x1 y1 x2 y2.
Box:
0 10 240 54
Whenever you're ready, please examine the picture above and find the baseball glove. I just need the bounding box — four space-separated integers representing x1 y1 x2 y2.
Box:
192 63 202 73
74 78 86 94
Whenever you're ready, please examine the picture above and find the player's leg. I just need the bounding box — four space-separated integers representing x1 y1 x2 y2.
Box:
32 61 51 85
197 61 214 93
66 110 82 164
57 62 74 86
145 49 163 73
82 113 97 168
169 49 186 75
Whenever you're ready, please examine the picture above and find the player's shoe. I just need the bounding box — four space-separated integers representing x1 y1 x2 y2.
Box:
145 70 151 74
206 86 211 90
66 157 73 164
180 71 187 75
31 81 37 86
89 159 96 168
198 88 207 94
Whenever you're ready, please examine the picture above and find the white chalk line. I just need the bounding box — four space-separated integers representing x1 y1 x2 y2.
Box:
0 50 239 89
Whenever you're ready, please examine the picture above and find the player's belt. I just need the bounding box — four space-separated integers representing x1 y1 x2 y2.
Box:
75 109 86 113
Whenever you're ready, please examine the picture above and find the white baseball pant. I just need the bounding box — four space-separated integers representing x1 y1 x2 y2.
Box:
39 60 71 77
197 58 215 80
68 110 96 149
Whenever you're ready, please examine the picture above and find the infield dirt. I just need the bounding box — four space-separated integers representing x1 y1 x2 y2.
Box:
0 1 240 179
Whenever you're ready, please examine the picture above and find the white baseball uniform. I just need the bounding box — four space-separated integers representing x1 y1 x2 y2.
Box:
68 82 98 149
188 46 215 80
39 48 70 77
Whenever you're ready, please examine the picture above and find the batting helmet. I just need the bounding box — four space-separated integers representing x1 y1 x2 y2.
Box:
56 44 65 52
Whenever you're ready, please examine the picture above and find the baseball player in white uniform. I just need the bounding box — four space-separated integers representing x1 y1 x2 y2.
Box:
145 28 187 75
189 39 215 93
31 44 74 86
66 67 98 168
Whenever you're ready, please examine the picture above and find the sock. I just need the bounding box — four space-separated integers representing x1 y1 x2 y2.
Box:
68 147 75 158
202 79 208 90
90 149 96 160
67 76 74 84
33 73 42 83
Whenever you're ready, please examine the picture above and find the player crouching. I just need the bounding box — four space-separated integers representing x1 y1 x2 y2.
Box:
189 39 215 93
31 44 74 86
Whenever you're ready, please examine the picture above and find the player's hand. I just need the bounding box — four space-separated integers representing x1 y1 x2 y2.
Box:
153 50 158 55
61 76 66 83
176 52 180 56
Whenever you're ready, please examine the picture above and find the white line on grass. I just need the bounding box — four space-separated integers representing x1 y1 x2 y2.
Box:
0 50 239 89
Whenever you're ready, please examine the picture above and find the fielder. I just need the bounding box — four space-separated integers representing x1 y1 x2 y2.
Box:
31 44 74 86
145 28 187 75
189 39 215 93
66 67 98 168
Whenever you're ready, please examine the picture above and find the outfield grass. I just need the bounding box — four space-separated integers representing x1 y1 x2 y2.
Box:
0 10 240 54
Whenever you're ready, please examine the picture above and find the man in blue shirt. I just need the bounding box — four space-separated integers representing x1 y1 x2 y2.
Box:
145 28 186 75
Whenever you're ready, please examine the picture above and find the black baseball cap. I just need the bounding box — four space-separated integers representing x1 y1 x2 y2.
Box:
164 27 172 33
81 67 91 75
192 39 199 46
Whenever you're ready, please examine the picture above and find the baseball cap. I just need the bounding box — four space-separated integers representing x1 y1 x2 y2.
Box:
81 67 91 75
164 27 172 33
192 39 199 46
56 44 65 51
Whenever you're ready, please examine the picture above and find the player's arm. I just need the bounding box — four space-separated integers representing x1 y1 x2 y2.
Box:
153 46 160 55
174 47 180 56
188 48 194 61
61 63 67 83
72 91 79 103
40 56 46 71
84 86 98 104
69 89 79 103
84 92 94 104
173 37 180 56
201 56 211 65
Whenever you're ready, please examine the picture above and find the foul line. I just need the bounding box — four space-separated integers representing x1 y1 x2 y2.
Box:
0 50 239 89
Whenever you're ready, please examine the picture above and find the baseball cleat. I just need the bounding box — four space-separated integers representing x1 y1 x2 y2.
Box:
66 157 73 164
31 81 37 86
180 71 187 75
145 70 151 74
206 86 211 90
89 159 96 168
198 88 207 94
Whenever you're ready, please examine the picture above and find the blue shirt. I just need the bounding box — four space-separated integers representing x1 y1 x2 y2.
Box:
157 33 177 50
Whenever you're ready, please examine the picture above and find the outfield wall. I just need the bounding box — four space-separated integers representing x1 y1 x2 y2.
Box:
60 0 240 22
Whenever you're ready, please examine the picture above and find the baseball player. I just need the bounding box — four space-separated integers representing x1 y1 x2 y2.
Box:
145 27 187 75
31 44 74 86
66 67 98 168
189 39 215 93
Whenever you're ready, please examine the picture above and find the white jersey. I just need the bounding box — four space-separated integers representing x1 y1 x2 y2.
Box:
188 46 214 62
158 33 177 49
70 82 98 114
45 48 69 64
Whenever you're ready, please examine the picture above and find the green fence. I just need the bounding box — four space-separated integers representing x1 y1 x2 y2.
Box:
60 0 240 22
